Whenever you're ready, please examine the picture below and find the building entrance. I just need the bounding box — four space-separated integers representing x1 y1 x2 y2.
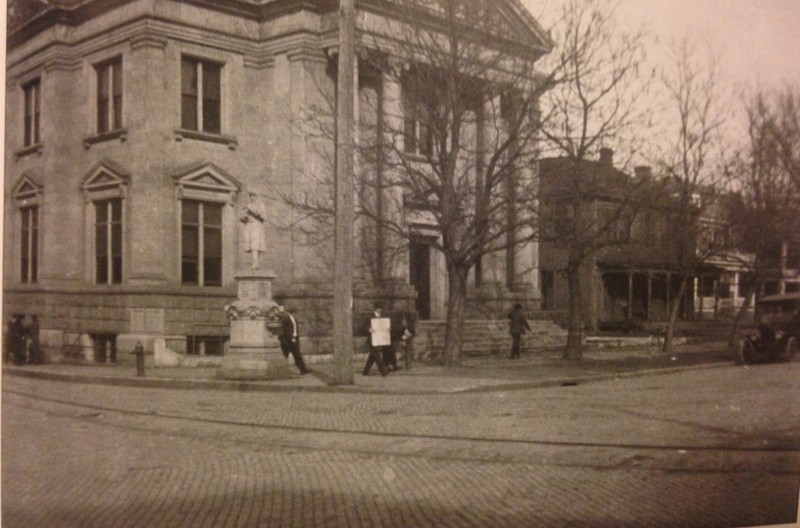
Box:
410 239 432 319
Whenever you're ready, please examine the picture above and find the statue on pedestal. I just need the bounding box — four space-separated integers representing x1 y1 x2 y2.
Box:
240 191 267 270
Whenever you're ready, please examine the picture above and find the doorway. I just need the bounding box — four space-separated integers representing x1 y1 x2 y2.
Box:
409 239 432 319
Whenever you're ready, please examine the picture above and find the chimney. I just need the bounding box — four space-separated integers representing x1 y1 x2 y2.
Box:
599 148 614 167
634 165 652 179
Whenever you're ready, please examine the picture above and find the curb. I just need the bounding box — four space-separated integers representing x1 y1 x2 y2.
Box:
2 359 734 395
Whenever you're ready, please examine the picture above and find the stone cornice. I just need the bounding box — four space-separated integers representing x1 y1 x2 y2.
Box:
130 33 168 51
8 0 338 52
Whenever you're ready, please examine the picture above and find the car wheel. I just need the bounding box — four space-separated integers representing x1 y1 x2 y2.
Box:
784 337 798 362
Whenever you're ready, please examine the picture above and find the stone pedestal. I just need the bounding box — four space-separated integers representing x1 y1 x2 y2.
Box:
218 270 290 380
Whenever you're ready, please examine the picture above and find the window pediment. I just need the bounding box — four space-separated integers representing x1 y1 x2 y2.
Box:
82 160 130 200
172 162 240 202
13 173 43 205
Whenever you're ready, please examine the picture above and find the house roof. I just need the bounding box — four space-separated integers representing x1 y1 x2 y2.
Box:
538 155 634 200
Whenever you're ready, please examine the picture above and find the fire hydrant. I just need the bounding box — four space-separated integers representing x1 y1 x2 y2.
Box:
132 341 145 377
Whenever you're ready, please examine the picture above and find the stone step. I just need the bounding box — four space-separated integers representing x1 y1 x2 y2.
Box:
412 318 567 362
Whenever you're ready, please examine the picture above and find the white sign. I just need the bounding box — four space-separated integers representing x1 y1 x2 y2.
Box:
370 317 391 347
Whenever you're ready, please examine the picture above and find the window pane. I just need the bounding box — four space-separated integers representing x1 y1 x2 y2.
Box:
181 58 198 130
204 228 221 256
96 201 108 223
204 257 221 286
96 224 108 256
98 64 109 98
202 63 221 99
182 95 198 130
203 98 220 133
97 102 109 133
182 201 199 224
404 118 416 153
113 95 123 130
112 257 122 284
21 258 30 283
112 61 122 96
96 256 109 283
111 199 122 221
111 224 122 256
182 261 198 285
204 203 222 226
181 58 197 96
202 62 220 133
420 123 432 155
182 226 198 257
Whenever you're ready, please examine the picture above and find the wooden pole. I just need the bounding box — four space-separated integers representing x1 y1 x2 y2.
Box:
332 0 355 384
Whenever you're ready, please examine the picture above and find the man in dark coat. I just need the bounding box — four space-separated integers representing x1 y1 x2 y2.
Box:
279 307 310 374
508 303 531 359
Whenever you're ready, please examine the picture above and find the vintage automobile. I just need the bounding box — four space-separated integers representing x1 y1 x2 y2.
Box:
738 292 800 364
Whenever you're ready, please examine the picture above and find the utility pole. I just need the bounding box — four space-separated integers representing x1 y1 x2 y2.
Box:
332 0 355 384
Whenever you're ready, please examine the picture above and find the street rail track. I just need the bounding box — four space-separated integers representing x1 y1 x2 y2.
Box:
6 386 800 456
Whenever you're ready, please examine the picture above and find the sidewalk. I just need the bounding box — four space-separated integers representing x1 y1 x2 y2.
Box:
3 340 735 395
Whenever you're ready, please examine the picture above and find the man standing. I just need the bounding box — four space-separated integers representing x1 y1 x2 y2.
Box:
279 307 310 374
508 303 531 359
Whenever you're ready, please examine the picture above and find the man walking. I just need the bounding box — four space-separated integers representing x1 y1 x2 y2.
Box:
279 306 311 374
508 303 531 359
362 303 388 376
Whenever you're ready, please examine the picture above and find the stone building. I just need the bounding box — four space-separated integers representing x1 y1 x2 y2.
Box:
4 0 551 362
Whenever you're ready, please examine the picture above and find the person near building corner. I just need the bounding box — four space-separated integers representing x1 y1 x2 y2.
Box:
508 303 531 359
279 306 311 374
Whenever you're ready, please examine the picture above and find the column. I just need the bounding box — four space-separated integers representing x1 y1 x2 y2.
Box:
381 64 408 284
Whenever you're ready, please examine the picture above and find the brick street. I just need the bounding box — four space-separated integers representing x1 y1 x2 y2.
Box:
3 359 800 527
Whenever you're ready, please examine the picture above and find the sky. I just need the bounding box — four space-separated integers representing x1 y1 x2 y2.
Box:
524 0 800 91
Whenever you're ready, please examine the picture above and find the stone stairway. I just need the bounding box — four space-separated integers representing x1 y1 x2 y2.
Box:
412 313 567 363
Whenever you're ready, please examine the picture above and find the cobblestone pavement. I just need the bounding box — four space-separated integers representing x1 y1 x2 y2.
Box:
3 357 800 527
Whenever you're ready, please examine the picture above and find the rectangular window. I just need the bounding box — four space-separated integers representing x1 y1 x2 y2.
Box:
181 57 221 134
92 333 117 363
187 335 227 356
182 200 223 286
95 199 123 284
20 206 39 284
403 118 432 156
23 79 41 146
96 58 123 133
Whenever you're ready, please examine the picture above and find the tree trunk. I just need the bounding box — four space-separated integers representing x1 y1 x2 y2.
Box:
728 278 759 351
442 263 469 366
564 264 584 360
661 276 687 355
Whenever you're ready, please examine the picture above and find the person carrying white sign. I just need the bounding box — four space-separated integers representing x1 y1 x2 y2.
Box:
362 302 389 376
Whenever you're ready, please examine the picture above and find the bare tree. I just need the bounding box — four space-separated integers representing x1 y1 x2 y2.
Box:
273 0 558 365
726 89 800 348
656 40 727 354
537 0 652 360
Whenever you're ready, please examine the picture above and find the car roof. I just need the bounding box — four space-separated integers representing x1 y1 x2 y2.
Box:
759 292 800 303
